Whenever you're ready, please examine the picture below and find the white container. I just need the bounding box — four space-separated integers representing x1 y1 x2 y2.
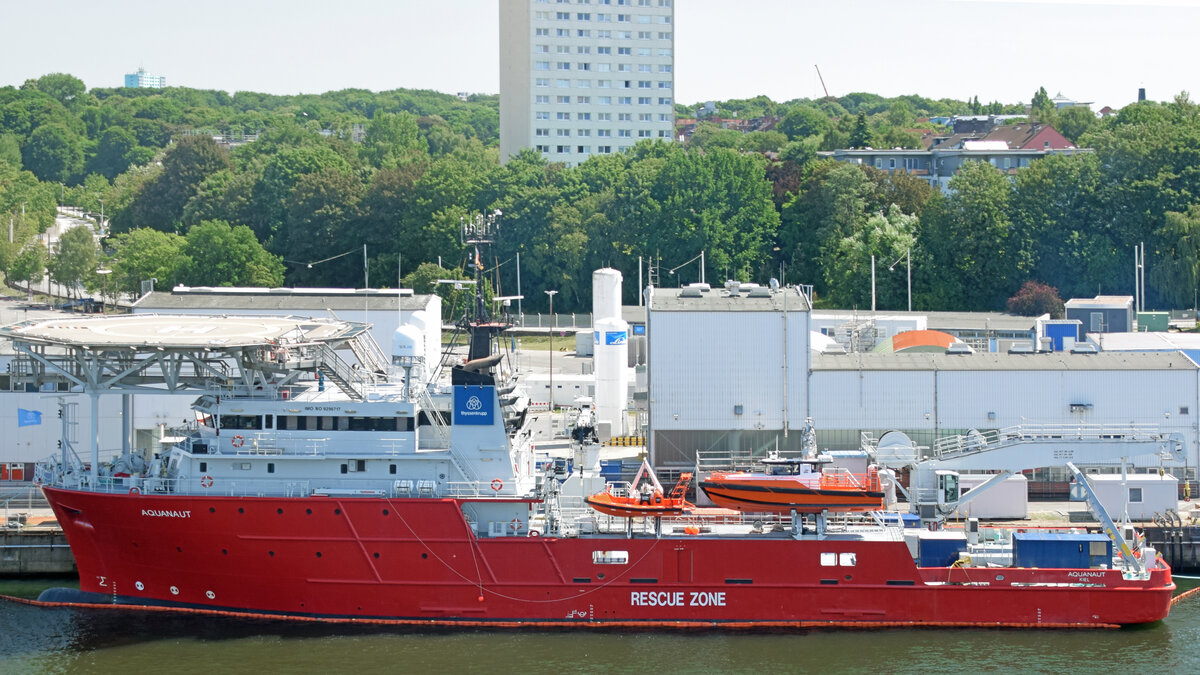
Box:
950 474 1028 520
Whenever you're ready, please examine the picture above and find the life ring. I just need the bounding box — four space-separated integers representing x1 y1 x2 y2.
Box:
510 518 524 532
231 435 245 448
490 478 503 492
129 486 141 495
528 530 541 537
200 474 214 488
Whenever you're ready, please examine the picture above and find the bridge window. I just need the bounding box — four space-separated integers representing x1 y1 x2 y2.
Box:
219 415 261 430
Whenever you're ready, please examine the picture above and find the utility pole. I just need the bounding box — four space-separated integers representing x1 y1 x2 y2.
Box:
545 289 558 412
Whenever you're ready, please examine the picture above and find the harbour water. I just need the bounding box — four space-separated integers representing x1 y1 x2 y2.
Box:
2 577 1200 674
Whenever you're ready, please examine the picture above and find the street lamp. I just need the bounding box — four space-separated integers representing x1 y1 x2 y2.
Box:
545 289 558 411
888 248 912 312
96 269 112 313
667 250 705 286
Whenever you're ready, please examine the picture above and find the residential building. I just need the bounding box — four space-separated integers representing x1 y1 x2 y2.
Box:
124 67 166 89
499 0 676 166
831 123 1080 192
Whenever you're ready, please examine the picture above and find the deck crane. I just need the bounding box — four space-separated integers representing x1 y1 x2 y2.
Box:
868 424 1186 577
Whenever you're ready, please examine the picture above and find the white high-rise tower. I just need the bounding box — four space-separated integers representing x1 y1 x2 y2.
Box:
499 0 676 166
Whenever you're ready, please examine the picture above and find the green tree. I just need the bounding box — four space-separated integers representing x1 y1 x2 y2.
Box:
8 244 46 296
1151 205 1200 307
86 126 142 179
1031 86 1056 123
108 227 187 296
176 219 284 287
848 112 872 148
779 160 878 300
48 225 98 299
0 134 20 167
21 123 84 182
824 204 918 308
279 168 365 286
1056 106 1097 144
124 135 233 232
1010 152 1105 299
886 101 915 128
919 161 1018 310
362 111 426 168
249 143 353 245
776 106 831 141
34 73 86 108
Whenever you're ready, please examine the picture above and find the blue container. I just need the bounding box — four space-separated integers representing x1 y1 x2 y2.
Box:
878 512 922 528
1013 532 1111 569
918 534 967 567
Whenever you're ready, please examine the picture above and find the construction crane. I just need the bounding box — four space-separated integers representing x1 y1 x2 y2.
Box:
814 64 829 98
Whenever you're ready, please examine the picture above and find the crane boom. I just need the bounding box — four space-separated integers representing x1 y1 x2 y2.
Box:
814 64 829 98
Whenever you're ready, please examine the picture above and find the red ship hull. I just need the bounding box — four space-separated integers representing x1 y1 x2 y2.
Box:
42 487 1174 628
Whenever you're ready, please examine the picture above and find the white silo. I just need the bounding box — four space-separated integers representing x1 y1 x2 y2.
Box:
593 317 629 437
592 268 623 322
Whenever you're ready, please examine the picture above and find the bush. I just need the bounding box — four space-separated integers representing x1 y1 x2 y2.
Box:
1006 281 1064 318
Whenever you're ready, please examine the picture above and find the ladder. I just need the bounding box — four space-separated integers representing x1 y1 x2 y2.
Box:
670 472 693 501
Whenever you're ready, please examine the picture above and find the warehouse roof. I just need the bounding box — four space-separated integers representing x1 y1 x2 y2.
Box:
133 286 433 312
811 350 1196 372
649 285 812 312
814 309 1036 334
1092 332 1200 351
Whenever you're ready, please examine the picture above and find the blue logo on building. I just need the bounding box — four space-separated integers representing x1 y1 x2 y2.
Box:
454 386 495 425
17 409 42 427
605 331 627 346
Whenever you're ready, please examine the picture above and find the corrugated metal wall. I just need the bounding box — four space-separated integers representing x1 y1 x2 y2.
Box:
809 368 1198 464
648 308 809 466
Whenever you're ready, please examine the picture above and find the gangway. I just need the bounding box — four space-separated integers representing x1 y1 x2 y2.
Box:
865 424 1185 524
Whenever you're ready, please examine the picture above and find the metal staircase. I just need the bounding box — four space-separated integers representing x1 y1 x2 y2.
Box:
345 332 390 382
314 343 367 400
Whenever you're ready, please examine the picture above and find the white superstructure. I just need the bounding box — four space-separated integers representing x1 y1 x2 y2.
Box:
499 0 676 166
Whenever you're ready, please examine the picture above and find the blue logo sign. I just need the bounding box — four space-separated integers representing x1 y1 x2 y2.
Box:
605 331 627 346
593 331 600 345
17 409 42 427
454 386 495 425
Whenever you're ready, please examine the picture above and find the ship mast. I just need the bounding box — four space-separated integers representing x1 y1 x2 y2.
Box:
452 210 509 384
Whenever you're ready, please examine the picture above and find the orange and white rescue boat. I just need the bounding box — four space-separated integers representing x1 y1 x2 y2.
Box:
586 460 694 518
700 456 885 514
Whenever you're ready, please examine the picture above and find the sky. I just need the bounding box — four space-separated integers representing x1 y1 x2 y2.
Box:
2 0 1199 110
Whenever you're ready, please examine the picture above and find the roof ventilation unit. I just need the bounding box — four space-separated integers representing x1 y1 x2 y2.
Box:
945 342 974 355
747 288 772 298
680 287 703 298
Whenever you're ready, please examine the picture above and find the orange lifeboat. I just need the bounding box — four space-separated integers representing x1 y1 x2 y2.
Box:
700 458 884 514
586 461 693 518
